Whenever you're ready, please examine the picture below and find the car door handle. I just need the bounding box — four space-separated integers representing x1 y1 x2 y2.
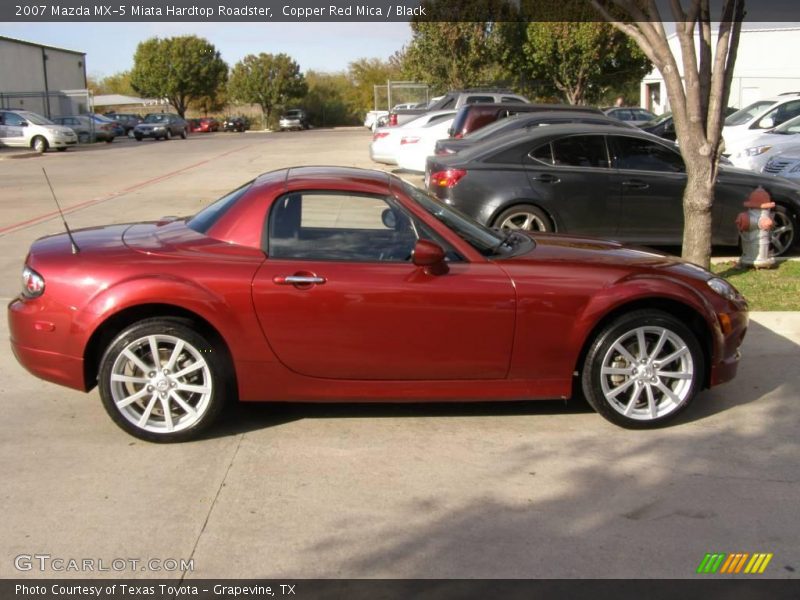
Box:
622 179 649 189
531 173 560 183
273 275 327 285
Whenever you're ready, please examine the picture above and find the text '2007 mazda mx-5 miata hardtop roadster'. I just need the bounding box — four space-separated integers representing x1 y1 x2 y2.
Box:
9 167 748 442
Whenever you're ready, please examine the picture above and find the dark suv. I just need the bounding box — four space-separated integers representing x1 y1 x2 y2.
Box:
448 103 604 139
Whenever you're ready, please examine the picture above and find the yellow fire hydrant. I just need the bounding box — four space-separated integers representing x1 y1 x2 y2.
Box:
735 186 776 269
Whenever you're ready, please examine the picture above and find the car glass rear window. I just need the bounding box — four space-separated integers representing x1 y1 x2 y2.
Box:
187 181 254 234
465 96 495 104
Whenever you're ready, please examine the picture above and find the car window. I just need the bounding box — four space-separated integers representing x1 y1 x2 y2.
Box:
465 96 495 105
758 100 800 129
4 112 25 126
529 142 554 164
633 110 653 120
613 136 685 172
502 97 526 104
550 135 609 168
268 192 419 262
424 113 454 126
773 114 800 135
725 100 775 126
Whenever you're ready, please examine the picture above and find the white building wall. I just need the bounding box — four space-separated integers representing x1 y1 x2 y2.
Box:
640 27 800 115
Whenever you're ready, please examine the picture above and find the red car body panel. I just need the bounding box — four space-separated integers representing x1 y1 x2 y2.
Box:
8 167 747 407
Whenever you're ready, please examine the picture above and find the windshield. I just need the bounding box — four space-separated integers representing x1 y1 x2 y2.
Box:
19 111 54 126
773 113 800 135
144 114 170 123
725 101 775 126
401 180 511 256
464 116 519 141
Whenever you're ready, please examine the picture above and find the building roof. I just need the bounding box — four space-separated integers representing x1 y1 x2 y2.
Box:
0 35 85 56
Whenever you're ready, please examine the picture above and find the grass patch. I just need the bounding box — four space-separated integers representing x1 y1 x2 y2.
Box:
712 260 800 311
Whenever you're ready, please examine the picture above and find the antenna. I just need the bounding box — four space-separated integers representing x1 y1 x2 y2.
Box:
42 168 80 254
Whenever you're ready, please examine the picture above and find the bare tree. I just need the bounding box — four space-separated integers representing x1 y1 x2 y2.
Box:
591 0 745 268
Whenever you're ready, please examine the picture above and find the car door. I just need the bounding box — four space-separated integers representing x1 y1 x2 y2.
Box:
251 190 516 381
523 134 620 236
1 111 28 147
609 135 723 244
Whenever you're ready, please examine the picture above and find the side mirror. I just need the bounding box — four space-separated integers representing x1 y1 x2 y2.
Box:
20 121 28 127
412 239 448 275
758 116 774 129
381 208 397 229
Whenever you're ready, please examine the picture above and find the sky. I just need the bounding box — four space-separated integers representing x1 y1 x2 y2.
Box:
0 22 414 78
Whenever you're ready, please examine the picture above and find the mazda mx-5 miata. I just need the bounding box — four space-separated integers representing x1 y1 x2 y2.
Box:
9 167 748 442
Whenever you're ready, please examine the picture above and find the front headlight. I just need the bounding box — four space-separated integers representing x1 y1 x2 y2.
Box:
21 266 45 299
743 145 772 157
707 277 739 302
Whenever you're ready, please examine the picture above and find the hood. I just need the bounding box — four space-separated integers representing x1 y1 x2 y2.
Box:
507 232 713 280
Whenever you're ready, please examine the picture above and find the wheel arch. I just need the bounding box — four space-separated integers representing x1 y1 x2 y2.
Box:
572 297 713 395
82 303 237 398
489 199 558 231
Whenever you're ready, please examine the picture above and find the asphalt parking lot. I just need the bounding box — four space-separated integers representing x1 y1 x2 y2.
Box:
1 128 798 579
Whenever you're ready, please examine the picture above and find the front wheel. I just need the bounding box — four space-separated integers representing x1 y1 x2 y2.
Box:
771 205 796 257
494 204 553 232
31 136 49 153
98 319 227 442
581 310 704 428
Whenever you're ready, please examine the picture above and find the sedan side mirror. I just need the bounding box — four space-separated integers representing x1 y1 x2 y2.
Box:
20 121 28 127
758 116 774 129
412 239 448 275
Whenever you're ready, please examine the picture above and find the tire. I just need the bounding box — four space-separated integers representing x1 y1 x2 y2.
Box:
134 135 143 141
165 129 173 140
771 205 797 257
56 147 67 152
580 309 705 429
31 136 48 153
105 137 114 144
493 203 553 232
78 132 90 144
180 128 188 139
98 318 228 442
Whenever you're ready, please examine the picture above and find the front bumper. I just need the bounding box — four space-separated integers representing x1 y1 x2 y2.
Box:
134 127 167 138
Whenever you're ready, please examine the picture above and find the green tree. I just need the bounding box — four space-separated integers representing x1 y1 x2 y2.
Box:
347 57 404 114
305 70 358 127
228 53 307 129
130 36 228 118
88 71 135 96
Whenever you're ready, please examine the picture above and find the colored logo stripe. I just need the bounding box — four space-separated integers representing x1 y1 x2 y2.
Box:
697 552 773 574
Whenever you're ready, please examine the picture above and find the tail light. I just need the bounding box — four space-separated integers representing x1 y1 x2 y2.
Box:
22 266 45 299
429 169 467 188
389 114 398 126
373 132 390 141
400 136 420 145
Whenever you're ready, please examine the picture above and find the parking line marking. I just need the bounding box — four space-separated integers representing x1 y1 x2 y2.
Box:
0 144 253 237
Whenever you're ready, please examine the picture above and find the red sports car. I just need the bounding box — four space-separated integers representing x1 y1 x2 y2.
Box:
9 167 748 442
189 118 219 133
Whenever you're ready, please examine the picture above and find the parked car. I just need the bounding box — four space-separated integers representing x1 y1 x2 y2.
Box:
603 107 658 126
449 103 605 139
395 116 455 173
133 113 189 141
389 88 530 127
188 117 220 133
52 114 117 143
728 113 800 171
8 166 748 442
364 110 388 130
279 109 309 131
763 153 800 181
0 109 77 152
104 113 142 137
435 110 635 157
370 110 456 165
425 124 799 256
638 112 678 141
723 93 800 152
223 116 250 132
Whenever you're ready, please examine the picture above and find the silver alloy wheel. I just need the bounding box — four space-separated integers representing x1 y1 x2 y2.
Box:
498 211 548 232
32 137 47 153
109 334 212 434
599 326 694 421
770 210 795 256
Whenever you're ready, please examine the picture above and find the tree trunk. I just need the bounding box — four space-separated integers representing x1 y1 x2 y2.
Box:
681 156 715 268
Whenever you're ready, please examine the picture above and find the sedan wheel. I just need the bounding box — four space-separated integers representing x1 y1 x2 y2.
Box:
31 136 48 153
770 205 796 257
98 319 226 442
165 129 173 140
495 204 552 232
581 310 704 428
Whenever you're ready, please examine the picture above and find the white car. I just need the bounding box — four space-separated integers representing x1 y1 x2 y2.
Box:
369 110 456 165
729 113 800 171
364 110 388 130
762 153 800 181
0 109 78 153
395 117 455 173
722 93 800 153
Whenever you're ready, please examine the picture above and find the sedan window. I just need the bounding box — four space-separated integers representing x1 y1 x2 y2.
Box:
465 96 495 104
550 135 609 168
267 192 419 262
613 136 685 173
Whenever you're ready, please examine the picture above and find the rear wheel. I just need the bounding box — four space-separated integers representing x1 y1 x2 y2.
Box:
180 128 188 139
581 310 704 428
31 136 48 153
134 134 143 141
494 204 553 232
165 129 173 140
98 318 227 442
771 205 796 257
